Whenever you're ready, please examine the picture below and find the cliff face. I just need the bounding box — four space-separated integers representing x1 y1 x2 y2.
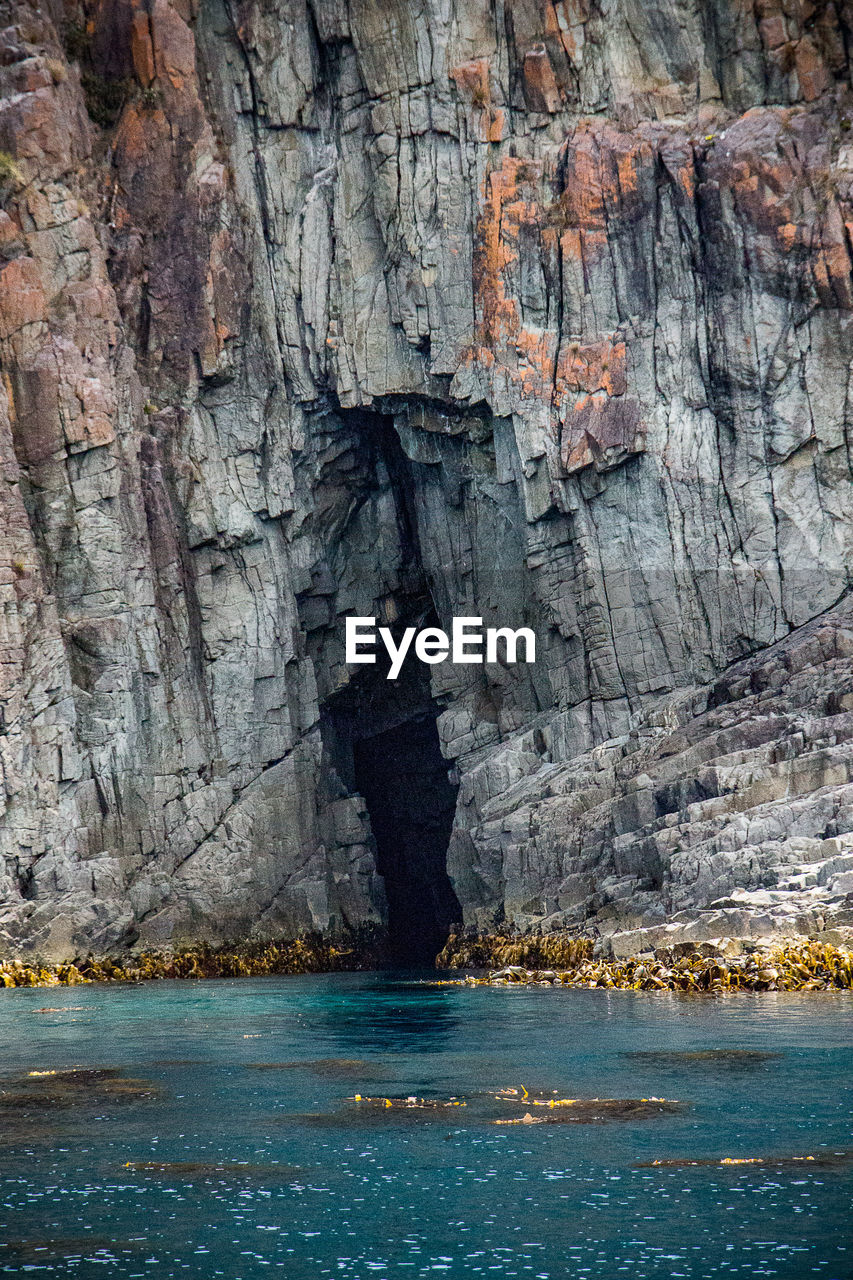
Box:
2 0 853 959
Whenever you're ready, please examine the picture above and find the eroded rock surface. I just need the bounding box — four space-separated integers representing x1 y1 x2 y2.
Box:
1 0 852 957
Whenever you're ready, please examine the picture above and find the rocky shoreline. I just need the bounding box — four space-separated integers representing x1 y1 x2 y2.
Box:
2 930 852 992
437 937 853 993
0 931 384 989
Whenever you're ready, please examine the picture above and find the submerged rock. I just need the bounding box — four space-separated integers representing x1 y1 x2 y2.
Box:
494 1098 685 1125
636 1151 853 1171
283 1088 687 1129
246 1058 388 1078
124 1161 301 1181
350 1095 467 1110
0 1066 163 1112
31 1006 85 1014
625 1050 781 1068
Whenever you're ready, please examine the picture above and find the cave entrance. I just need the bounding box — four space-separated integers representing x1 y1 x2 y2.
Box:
307 407 463 965
321 653 462 967
353 712 460 967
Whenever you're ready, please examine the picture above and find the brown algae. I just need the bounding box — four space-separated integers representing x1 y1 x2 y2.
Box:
437 933 595 971
0 929 383 988
437 938 853 993
0 1066 162 1115
3 932 852 992
349 1094 468 1110
635 1150 853 1170
282 1088 687 1129
494 1098 685 1125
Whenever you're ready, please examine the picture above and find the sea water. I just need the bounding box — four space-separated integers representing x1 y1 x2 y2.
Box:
0 973 851 1279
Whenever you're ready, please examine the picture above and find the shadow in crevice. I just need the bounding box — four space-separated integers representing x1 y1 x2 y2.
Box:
305 407 463 965
354 711 460 967
321 656 461 968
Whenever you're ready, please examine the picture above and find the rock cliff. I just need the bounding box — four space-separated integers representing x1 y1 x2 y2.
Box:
1 0 853 959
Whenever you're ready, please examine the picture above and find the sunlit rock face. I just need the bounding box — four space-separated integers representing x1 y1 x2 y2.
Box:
1 0 853 958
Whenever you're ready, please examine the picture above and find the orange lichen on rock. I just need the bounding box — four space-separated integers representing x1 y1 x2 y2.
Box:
555 123 651 229
130 8 156 87
557 338 627 401
546 0 587 61
112 100 153 167
449 58 490 104
151 0 197 91
795 36 830 101
105 3 249 389
471 158 529 351
486 108 505 143
448 57 510 139
466 139 643 434
513 326 559 402
707 109 853 308
464 105 853 459
0 258 46 339
557 128 606 229
555 336 640 473
561 394 644 474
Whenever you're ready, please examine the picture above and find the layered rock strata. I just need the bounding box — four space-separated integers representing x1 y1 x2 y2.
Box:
0 0 852 957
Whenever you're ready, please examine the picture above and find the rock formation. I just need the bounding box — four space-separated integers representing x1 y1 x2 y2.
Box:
1 0 853 959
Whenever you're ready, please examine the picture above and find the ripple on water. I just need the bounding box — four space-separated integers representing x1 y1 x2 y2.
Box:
0 975 849 1280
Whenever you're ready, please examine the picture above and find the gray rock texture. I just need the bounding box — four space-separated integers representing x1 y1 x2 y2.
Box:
1 0 853 957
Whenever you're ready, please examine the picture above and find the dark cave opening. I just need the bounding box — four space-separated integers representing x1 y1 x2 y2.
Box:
321 653 462 967
353 713 461 967
305 405 463 965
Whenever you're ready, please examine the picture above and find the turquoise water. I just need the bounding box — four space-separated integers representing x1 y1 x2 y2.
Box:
0 973 851 1279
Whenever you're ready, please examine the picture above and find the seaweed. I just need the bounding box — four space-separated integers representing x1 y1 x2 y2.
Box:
434 938 853 993
0 1065 162 1114
493 1098 686 1125
349 1094 468 1109
0 927 384 988
4 934 851 993
437 932 594 971
278 1089 686 1130
635 1150 853 1171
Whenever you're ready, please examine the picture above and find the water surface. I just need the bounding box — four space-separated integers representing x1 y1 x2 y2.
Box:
1 973 851 1279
